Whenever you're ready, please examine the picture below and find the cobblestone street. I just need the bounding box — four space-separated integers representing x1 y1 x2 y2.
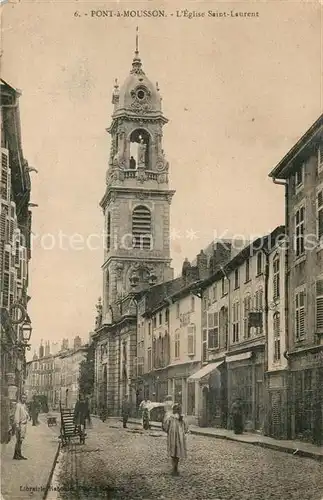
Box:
53 419 323 500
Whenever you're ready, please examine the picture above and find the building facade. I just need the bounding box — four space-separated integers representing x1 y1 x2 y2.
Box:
198 227 285 432
24 336 87 410
269 114 323 445
266 235 289 438
92 38 175 416
0 80 33 443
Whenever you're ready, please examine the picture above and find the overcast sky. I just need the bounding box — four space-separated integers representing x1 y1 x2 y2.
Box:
2 1 321 357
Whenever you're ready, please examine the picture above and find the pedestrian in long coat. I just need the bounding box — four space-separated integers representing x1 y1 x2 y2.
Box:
30 397 39 426
163 403 189 475
13 394 29 460
121 395 131 428
231 398 244 434
73 394 91 437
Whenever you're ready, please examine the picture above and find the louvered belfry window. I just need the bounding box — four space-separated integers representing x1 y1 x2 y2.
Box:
132 205 152 249
316 280 323 331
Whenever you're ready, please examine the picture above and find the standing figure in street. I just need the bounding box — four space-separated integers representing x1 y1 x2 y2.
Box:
73 394 91 440
231 398 244 434
30 396 39 426
162 395 174 432
121 394 131 429
163 403 189 476
13 394 29 460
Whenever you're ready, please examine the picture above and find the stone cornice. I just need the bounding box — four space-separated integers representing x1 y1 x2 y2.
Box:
100 186 175 209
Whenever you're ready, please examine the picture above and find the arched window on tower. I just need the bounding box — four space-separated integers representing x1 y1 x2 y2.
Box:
129 128 150 169
132 205 152 250
106 270 110 307
107 212 111 251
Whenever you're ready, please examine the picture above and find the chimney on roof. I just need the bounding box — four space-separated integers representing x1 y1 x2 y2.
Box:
61 338 69 351
39 340 44 359
45 341 50 357
210 241 232 273
74 335 82 349
196 249 208 279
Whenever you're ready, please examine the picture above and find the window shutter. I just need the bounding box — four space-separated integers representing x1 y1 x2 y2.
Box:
187 325 195 355
0 149 9 201
316 280 323 330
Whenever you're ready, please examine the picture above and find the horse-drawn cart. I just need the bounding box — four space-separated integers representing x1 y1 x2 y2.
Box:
59 405 86 446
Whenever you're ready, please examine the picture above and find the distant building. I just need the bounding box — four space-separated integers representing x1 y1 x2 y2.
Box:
24 336 87 410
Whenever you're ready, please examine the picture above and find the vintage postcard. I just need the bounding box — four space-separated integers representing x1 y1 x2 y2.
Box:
1 1 322 499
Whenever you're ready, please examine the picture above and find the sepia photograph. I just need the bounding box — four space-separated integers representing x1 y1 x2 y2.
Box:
0 1 322 499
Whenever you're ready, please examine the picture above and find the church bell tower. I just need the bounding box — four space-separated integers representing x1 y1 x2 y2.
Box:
100 31 175 321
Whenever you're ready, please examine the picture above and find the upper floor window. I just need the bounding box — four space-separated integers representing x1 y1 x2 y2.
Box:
148 322 151 336
221 277 229 296
147 347 152 372
234 269 240 289
187 324 196 355
165 308 169 323
153 316 157 329
202 328 208 362
256 252 263 276
243 295 252 339
255 288 264 334
295 164 304 191
191 296 195 312
208 312 219 349
107 212 111 251
132 205 152 250
273 312 281 362
212 284 217 302
316 279 323 332
232 301 240 343
317 188 323 241
295 206 305 257
176 303 180 318
174 329 180 358
295 288 306 341
273 255 280 300
159 312 162 326
318 146 323 173
245 258 250 282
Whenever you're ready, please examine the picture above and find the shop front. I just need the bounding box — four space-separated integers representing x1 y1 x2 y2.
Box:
289 348 323 445
187 360 226 427
226 349 265 432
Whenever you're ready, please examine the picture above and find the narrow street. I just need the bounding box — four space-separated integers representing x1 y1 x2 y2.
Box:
50 419 323 500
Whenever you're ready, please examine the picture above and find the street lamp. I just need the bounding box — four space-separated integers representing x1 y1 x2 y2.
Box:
21 320 32 345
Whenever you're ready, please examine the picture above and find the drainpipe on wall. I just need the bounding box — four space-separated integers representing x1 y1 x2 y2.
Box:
272 177 290 439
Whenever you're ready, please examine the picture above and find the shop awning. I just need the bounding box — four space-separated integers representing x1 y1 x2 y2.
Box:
226 351 252 363
187 361 224 383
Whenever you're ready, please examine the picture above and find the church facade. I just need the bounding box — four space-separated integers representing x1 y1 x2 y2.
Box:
92 38 175 415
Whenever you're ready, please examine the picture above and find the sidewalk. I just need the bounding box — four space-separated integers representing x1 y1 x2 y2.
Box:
124 417 323 461
1 416 60 500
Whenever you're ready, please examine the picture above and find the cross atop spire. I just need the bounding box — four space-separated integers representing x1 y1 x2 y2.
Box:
135 26 139 55
131 26 144 75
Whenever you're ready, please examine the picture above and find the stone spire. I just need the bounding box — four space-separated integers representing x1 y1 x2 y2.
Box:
131 27 144 75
